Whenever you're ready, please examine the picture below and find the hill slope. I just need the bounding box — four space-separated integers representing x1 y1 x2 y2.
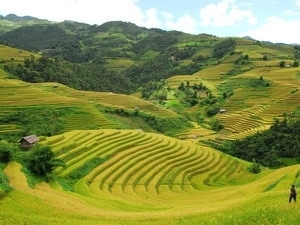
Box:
1 130 300 224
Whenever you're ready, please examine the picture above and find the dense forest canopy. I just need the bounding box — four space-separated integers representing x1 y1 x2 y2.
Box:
222 117 300 168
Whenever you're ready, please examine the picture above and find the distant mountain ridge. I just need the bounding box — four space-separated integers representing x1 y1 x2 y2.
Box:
0 13 53 35
0 13 299 95
3 14 41 22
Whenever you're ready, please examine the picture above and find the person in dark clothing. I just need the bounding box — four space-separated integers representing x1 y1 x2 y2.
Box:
289 185 297 203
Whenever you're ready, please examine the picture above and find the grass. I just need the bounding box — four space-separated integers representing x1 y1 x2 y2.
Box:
0 44 39 62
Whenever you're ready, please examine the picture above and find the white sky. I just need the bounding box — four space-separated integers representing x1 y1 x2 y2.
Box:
1 0 300 44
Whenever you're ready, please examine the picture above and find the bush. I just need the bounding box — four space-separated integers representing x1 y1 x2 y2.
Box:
27 144 66 177
0 141 16 163
248 159 261 174
279 60 286 68
210 118 224 131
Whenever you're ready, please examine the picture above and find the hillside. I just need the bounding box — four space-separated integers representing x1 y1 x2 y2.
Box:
0 17 300 224
0 14 52 35
1 18 299 140
1 130 300 224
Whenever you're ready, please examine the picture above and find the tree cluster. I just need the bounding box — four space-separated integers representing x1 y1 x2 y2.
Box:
212 38 236 59
0 140 65 188
4 56 135 94
27 144 65 177
0 106 70 142
223 117 300 168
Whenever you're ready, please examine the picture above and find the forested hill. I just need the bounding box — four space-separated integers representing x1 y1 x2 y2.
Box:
0 14 52 35
1 14 299 95
0 15 218 93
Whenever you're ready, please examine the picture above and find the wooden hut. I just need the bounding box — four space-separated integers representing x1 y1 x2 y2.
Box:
18 135 39 148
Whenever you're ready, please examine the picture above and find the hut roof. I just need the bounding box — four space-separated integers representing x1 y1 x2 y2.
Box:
19 135 39 144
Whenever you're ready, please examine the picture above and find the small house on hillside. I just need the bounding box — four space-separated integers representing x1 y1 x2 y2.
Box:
18 135 39 148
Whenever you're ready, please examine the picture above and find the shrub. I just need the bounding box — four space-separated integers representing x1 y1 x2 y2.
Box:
27 144 66 178
279 60 286 68
0 141 16 163
248 159 261 174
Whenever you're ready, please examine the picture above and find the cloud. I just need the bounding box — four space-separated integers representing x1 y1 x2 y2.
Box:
296 0 300 6
143 8 162 29
163 13 197 34
283 9 300 16
0 0 145 25
199 0 257 27
243 17 300 44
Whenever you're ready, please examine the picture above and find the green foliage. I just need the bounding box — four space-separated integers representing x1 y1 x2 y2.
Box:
123 54 179 87
0 140 17 163
0 106 70 139
212 38 236 59
248 77 270 87
293 61 299 67
235 54 250 65
279 60 286 68
4 56 135 94
0 24 75 52
0 141 16 193
0 166 13 193
294 45 300 59
27 144 66 177
223 118 300 168
175 81 210 107
209 118 224 131
248 158 261 174
167 46 198 60
95 21 154 38
140 80 167 99
226 66 252 77
103 106 193 135
131 31 178 55
205 105 221 117
172 62 202 75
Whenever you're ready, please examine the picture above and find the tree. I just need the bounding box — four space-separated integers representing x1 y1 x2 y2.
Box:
27 144 66 177
293 61 299 67
248 158 261 174
243 54 249 60
0 140 15 163
279 60 286 68
210 118 224 131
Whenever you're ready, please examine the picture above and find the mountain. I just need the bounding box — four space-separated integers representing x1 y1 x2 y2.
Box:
4 14 40 22
0 14 52 35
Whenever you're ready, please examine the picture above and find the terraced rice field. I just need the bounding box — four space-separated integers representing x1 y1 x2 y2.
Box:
0 78 83 107
38 83 177 118
210 65 300 139
0 70 179 133
1 129 299 224
41 130 254 198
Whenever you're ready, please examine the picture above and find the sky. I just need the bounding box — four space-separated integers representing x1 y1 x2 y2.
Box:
0 0 300 44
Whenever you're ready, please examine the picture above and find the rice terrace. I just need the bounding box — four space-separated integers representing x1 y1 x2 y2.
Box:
0 17 300 225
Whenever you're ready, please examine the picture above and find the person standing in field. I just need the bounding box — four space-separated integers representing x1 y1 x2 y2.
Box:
289 185 297 203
